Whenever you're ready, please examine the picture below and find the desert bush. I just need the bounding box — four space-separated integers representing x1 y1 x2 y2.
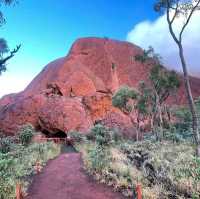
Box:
173 99 200 135
18 124 35 145
0 136 15 153
112 85 138 111
89 124 122 146
88 144 110 172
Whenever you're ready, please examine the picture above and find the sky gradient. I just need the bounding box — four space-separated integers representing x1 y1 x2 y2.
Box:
1 0 199 97
0 0 158 97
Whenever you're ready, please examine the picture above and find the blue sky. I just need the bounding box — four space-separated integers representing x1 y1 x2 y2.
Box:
1 0 199 97
0 0 158 96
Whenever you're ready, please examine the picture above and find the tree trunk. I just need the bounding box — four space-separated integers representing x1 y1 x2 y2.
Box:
155 92 163 141
136 113 140 141
178 44 200 156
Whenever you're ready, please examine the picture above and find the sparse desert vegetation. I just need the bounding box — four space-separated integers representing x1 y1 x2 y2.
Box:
0 124 61 199
75 123 200 198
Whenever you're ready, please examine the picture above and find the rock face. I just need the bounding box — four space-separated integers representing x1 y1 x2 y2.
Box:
0 37 200 136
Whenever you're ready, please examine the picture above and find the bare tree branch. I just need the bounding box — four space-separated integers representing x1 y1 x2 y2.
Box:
166 0 179 45
0 44 21 65
179 0 200 42
170 1 179 24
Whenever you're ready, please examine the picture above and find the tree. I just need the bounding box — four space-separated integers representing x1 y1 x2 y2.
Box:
0 39 21 75
112 84 153 141
112 86 142 140
135 47 180 140
112 85 138 113
134 81 152 140
0 0 18 25
0 0 20 75
154 0 200 156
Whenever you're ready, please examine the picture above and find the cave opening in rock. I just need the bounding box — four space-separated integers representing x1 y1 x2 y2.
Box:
51 131 67 138
39 128 77 152
40 128 67 138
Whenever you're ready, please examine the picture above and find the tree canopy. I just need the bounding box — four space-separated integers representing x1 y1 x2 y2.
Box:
0 0 20 75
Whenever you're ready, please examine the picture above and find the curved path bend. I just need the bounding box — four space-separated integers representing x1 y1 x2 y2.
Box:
26 153 124 199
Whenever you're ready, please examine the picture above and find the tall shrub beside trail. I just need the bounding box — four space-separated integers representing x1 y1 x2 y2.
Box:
87 125 121 172
90 124 120 146
0 136 15 153
18 124 35 145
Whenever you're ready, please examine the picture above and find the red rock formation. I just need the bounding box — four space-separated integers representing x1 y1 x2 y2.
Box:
0 37 200 136
38 96 92 134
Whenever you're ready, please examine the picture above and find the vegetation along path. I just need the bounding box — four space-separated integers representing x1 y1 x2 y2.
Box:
26 152 124 199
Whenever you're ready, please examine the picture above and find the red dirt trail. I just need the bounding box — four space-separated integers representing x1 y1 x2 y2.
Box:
26 153 125 199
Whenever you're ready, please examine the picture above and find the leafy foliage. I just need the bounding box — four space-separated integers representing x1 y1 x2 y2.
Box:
88 145 111 172
0 136 15 153
135 46 180 105
0 0 20 74
154 0 200 18
173 98 200 134
18 124 35 145
112 86 138 112
134 46 180 140
150 64 180 104
89 124 122 146
0 0 18 25
0 43 21 75
136 81 153 116
135 46 161 63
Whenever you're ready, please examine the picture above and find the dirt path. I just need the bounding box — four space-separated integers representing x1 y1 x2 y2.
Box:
26 153 124 199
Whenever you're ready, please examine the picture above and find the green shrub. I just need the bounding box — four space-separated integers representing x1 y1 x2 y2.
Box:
18 124 35 145
112 86 138 111
88 144 110 172
89 124 121 146
0 137 15 153
173 99 200 134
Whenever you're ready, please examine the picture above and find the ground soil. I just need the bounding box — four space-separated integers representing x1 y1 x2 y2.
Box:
25 152 125 199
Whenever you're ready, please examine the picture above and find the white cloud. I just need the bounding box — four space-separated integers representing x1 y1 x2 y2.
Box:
127 9 200 77
0 72 32 97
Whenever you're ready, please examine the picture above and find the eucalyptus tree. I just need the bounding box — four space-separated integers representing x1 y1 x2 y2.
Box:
135 47 180 140
154 0 200 156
